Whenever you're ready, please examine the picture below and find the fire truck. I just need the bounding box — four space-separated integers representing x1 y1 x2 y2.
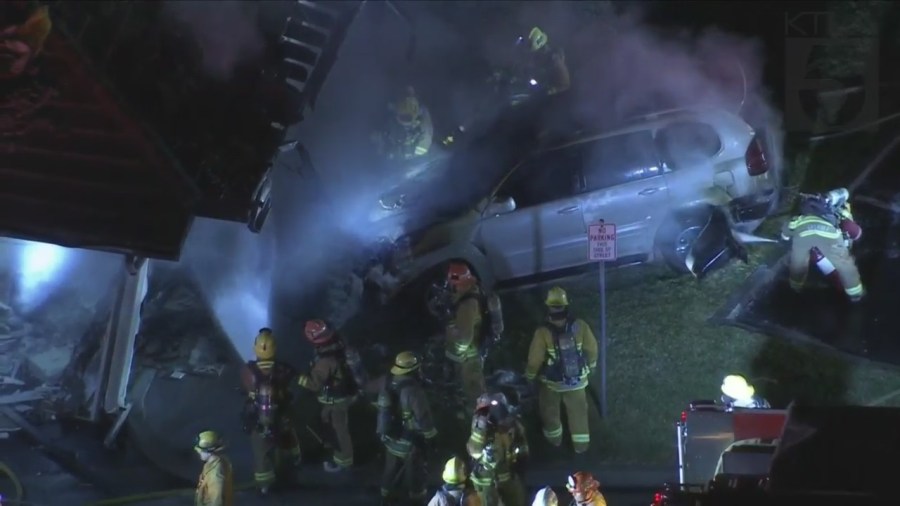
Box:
650 401 900 505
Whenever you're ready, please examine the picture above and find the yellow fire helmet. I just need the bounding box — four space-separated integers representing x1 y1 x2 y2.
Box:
194 430 224 453
545 286 569 307
442 456 468 485
532 486 559 506
391 351 420 376
721 374 755 400
529 26 549 51
254 327 276 360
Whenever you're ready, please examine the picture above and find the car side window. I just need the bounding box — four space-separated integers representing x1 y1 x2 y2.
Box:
654 120 722 169
495 148 581 208
581 130 662 192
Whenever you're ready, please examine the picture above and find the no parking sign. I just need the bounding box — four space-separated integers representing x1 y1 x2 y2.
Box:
588 222 617 262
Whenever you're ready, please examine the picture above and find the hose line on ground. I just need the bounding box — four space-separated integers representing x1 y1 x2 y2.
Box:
0 460 25 504
87 481 257 506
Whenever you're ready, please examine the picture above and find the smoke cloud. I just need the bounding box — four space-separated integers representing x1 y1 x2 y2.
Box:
168 218 276 360
160 0 265 81
157 2 784 360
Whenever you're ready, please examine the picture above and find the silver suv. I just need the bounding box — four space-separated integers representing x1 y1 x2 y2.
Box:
368 106 780 299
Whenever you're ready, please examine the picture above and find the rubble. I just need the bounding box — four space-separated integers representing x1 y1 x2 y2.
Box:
25 344 74 383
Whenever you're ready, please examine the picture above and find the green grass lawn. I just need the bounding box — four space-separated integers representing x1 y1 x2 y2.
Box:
489 222 900 465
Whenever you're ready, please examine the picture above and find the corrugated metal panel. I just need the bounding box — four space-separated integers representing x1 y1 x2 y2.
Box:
0 31 197 260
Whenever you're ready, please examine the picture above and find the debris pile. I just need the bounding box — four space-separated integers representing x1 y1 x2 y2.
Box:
134 267 239 379
0 294 81 433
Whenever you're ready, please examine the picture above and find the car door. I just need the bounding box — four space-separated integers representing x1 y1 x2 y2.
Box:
577 130 670 259
477 147 587 281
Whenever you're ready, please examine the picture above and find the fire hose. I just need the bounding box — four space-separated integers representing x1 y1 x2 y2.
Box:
86 481 258 506
0 460 25 505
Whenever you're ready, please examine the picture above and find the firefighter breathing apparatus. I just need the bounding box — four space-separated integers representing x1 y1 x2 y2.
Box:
544 319 586 387
241 363 280 438
542 287 586 387
794 187 854 278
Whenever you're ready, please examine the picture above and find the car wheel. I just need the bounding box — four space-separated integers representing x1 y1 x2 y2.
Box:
656 208 713 274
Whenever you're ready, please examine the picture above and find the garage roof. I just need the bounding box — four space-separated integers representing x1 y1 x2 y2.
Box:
0 32 198 260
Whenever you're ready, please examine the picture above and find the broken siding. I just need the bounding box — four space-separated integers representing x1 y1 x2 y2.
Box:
0 32 197 260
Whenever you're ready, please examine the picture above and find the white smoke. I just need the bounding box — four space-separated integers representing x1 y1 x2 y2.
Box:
174 218 275 359
160 0 265 81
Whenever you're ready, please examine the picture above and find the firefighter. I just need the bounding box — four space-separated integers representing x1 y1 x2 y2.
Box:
239 328 302 496
531 487 558 506
0 2 51 79
720 374 770 409
781 190 864 302
428 456 482 506
373 85 434 161
444 262 487 415
525 286 598 453
566 472 607 506
193 430 234 506
466 392 529 506
297 319 358 473
377 351 439 505
516 26 570 96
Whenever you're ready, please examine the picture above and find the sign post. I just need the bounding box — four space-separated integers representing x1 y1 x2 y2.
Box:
588 221 616 417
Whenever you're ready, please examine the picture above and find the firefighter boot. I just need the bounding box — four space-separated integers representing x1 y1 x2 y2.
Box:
562 388 591 453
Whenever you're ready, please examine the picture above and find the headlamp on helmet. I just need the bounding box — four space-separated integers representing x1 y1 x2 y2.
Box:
567 471 600 503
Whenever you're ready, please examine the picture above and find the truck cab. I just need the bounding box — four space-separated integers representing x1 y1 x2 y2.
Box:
653 402 900 506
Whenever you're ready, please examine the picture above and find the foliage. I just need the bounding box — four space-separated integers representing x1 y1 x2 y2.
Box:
494 243 900 465
810 1 891 80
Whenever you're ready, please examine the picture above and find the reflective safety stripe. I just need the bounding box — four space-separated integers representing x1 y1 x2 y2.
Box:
470 432 485 443
387 446 411 458
789 217 842 239
333 454 354 467
543 426 563 439
524 371 536 380
445 347 479 362
798 228 842 239
789 216 835 230
789 278 805 290
380 488 391 497
540 378 588 392
471 476 493 486
289 446 302 456
423 427 438 439
254 470 276 483
497 472 512 482
318 394 352 405
414 146 428 155
845 284 864 296
571 433 591 443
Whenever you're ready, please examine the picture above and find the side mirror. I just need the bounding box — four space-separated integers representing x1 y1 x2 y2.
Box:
486 196 516 216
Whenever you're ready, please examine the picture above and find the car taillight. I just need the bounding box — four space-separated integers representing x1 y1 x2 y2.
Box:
681 411 687 423
745 135 768 176
652 491 665 506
